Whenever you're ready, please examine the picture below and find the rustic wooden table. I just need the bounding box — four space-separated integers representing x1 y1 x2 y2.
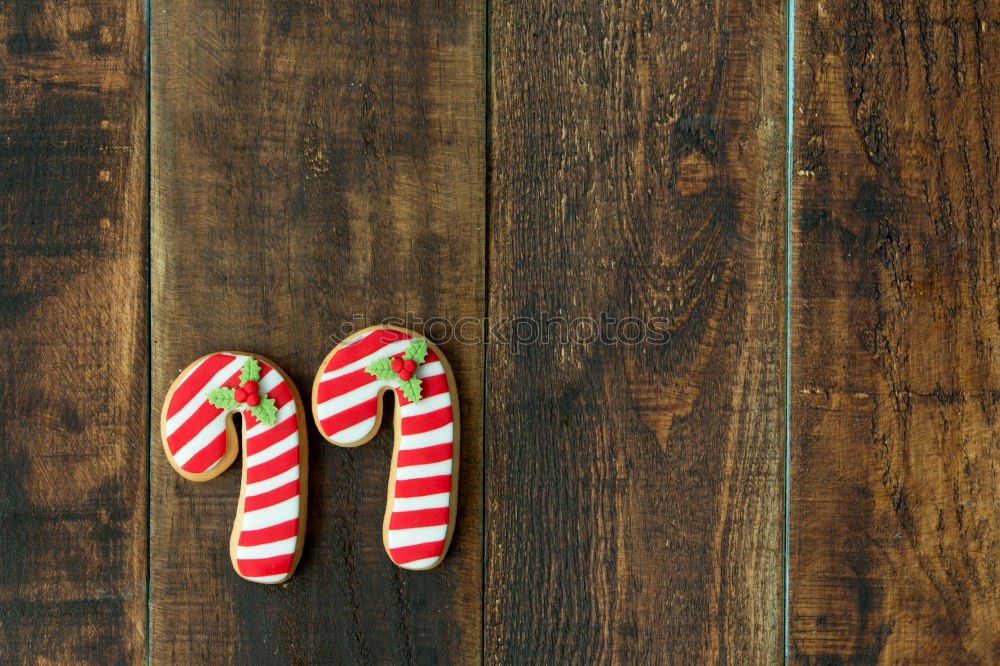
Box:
2 1 998 663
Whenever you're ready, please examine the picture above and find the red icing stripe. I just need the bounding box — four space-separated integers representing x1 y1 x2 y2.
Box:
238 553 295 577
327 329 411 370
221 369 246 388
421 372 450 396
267 380 293 407
319 398 379 437
397 443 453 468
246 448 298 483
388 540 445 565
180 433 228 473
394 474 452 498
244 479 299 512
400 406 453 435
316 347 445 406
170 369 287 456
396 372 450 406
245 415 298 456
165 364 246 450
168 359 277 436
316 369 378 403
166 402 222 454
166 354 236 419
388 507 451 530
238 518 298 547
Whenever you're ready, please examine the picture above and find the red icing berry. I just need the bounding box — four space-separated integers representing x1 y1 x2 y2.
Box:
391 358 404 373
403 359 416 372
234 387 248 403
398 370 412 381
243 380 259 395
246 393 261 407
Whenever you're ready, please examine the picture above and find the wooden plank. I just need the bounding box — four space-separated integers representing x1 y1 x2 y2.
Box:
487 2 786 662
790 1 1000 661
0 1 148 662
150 1 484 663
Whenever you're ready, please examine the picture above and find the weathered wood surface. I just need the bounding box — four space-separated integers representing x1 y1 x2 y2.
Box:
790 1 1000 662
150 1 484 663
487 2 787 662
0 0 148 662
8 0 1000 662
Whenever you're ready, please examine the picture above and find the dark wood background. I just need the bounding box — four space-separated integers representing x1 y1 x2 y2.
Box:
1 0 997 663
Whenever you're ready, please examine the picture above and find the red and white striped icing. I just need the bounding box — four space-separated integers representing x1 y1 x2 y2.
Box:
314 327 458 570
162 353 305 583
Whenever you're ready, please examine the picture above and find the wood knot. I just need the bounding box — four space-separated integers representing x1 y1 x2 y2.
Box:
675 151 716 196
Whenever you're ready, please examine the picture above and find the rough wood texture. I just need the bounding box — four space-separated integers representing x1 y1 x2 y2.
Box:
791 1 1000 662
150 1 484 663
487 2 786 662
0 0 148 662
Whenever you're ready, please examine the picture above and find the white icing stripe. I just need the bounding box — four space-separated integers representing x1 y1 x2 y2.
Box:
399 556 440 570
321 339 412 380
172 410 228 466
394 459 452 481
399 392 451 417
257 368 285 395
414 361 444 379
316 379 383 420
399 423 454 451
173 403 299 471
391 492 451 512
245 466 299 497
166 356 245 434
386 525 448 549
242 573 287 583
318 365 447 425
331 416 377 444
242 497 300 531
245 432 299 468
235 536 297 560
247 401 298 438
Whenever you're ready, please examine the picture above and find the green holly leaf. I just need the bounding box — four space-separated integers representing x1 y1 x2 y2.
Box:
401 338 428 365
366 358 396 380
399 377 423 403
241 357 262 383
206 387 238 410
249 396 278 426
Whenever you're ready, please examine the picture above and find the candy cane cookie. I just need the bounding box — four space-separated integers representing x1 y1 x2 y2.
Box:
313 326 459 570
161 353 308 583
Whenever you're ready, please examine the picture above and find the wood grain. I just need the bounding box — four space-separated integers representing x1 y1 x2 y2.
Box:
790 1 1000 662
487 2 786 662
0 0 148 662
150 1 484 663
